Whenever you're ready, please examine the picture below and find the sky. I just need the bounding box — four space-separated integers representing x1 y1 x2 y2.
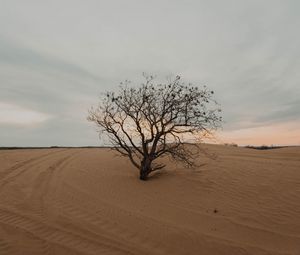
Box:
0 0 299 146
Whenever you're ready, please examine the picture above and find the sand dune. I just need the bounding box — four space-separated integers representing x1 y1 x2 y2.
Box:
0 145 300 255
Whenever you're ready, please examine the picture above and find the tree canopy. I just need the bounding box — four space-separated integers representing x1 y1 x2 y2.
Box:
88 74 222 180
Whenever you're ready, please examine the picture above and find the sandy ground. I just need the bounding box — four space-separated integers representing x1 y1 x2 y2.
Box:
0 145 299 255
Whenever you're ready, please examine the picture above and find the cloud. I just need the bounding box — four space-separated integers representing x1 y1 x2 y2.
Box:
0 38 102 83
0 0 299 146
0 102 50 126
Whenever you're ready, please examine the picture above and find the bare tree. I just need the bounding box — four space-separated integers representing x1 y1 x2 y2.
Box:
88 74 222 180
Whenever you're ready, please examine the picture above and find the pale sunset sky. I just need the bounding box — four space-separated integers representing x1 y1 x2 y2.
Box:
0 0 299 146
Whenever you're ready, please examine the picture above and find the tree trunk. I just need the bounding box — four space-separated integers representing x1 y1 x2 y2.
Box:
139 157 152 181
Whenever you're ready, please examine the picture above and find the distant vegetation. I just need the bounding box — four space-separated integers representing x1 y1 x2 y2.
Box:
0 146 104 150
224 143 238 147
223 143 289 150
245 145 285 150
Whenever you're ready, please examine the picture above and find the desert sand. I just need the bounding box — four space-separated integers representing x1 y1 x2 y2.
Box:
0 145 299 255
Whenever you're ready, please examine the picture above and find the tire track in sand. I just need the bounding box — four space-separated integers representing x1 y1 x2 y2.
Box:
0 206 136 255
0 149 67 189
0 238 18 255
0 150 140 254
22 150 81 219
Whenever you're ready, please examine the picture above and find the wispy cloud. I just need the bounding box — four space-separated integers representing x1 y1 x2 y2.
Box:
0 0 299 146
0 102 50 126
0 38 103 84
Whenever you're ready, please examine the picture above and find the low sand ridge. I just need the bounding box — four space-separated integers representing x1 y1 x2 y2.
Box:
0 145 300 254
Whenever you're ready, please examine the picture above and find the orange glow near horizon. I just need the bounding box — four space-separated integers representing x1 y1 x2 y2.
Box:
217 121 300 146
